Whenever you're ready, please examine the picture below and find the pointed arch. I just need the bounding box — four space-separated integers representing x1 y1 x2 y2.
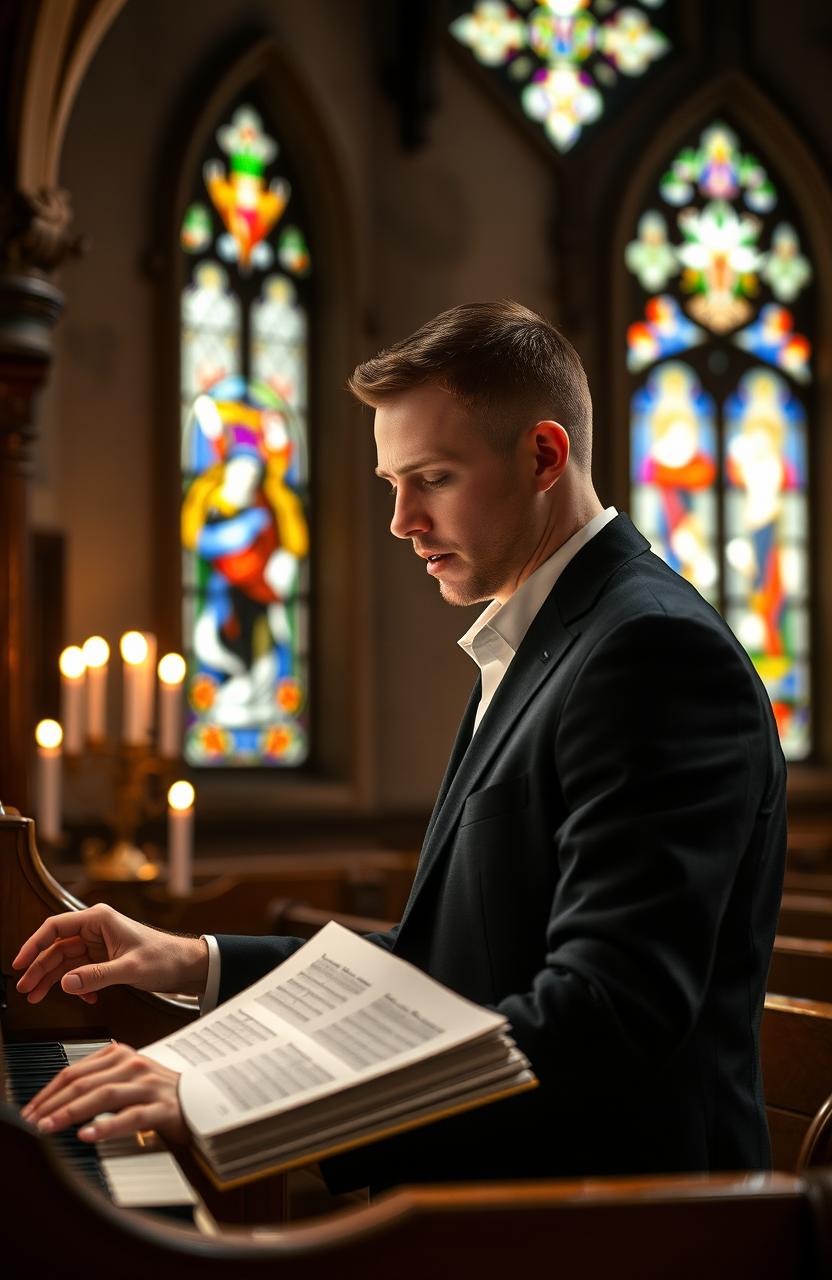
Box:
151 39 369 806
610 74 832 770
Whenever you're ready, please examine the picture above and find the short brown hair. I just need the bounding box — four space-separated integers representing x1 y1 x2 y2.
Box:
347 300 593 469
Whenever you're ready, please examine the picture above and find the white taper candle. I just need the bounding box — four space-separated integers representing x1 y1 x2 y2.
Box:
83 635 110 742
35 719 63 842
157 653 186 759
120 631 148 746
59 647 86 756
167 780 194 896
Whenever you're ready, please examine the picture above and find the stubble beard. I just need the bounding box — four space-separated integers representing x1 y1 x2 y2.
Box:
436 561 507 608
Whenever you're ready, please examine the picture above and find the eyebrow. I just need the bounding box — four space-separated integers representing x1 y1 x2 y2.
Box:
374 455 460 480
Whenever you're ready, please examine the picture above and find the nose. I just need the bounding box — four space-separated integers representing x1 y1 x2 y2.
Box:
389 482 431 540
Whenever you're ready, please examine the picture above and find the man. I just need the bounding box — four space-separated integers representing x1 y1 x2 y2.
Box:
14 301 786 1191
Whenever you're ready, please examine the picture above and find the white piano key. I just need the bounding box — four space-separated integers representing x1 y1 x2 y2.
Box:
100 1151 198 1208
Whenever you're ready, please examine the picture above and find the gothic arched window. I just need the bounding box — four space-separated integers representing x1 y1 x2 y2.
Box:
179 102 313 768
624 120 814 759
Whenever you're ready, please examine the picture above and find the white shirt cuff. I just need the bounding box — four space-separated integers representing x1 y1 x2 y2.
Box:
200 934 221 1014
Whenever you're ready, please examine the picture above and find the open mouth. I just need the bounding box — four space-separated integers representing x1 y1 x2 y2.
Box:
426 553 452 575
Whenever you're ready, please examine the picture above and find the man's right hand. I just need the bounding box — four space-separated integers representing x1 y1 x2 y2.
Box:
12 904 209 1004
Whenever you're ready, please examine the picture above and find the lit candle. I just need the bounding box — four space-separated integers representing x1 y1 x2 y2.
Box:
167 780 195 896
59 646 86 755
139 633 158 740
157 652 186 758
83 635 110 742
35 719 63 843
120 631 148 745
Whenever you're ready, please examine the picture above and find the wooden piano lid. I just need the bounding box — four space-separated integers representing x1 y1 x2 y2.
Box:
0 809 198 1045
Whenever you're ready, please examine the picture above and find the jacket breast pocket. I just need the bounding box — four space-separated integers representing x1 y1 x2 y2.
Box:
458 774 530 828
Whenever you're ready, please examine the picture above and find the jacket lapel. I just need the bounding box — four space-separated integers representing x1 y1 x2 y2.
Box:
421 675 481 852
399 514 650 927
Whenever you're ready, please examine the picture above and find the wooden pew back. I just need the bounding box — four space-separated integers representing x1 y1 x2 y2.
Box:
779 893 832 943
762 994 832 1169
769 937 832 1004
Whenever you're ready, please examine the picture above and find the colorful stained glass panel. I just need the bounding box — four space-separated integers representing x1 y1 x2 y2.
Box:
181 377 310 767
630 362 719 600
179 99 313 768
181 262 242 406
722 369 810 757
627 296 705 372
625 120 815 760
449 1 672 153
251 275 309 413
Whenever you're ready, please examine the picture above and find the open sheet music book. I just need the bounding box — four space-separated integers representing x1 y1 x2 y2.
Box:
143 921 536 1187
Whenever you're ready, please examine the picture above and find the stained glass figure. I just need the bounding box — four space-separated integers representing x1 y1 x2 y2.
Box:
251 275 308 413
449 1 671 153
181 262 241 408
182 377 309 767
179 99 313 768
625 118 815 758
631 362 718 598
724 369 809 758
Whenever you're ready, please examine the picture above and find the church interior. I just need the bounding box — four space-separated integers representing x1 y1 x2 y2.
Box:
3 0 832 1272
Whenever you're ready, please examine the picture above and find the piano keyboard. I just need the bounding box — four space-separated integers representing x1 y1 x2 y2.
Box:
5 1039 198 1220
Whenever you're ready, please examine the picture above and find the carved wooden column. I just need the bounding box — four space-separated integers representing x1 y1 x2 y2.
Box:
0 187 80 812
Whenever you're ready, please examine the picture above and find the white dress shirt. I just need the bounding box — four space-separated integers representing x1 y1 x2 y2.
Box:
458 506 618 732
200 506 618 1013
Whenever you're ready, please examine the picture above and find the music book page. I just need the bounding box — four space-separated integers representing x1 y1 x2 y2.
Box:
143 921 535 1185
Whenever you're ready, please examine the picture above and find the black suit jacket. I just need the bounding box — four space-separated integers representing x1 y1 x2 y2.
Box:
216 514 787 1192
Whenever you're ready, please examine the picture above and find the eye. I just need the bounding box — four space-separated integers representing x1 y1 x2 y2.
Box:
422 475 449 490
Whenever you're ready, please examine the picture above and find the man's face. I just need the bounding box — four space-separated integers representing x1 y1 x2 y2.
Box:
374 383 539 606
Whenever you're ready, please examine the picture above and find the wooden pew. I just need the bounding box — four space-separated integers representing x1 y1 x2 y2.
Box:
769 937 832 1004
2 1102 830 1280
762 994 832 1170
787 827 832 873
783 871 832 898
778 894 832 942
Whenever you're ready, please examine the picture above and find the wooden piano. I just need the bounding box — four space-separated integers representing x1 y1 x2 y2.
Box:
3 808 832 1279
0 808 296 1231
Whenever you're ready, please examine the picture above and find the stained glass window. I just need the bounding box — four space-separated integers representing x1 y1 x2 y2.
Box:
180 103 312 768
625 121 814 759
449 0 672 153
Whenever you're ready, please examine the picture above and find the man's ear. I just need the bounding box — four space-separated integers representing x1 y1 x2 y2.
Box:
527 421 570 491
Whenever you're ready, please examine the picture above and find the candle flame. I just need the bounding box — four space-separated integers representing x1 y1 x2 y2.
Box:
83 635 110 668
158 653 186 686
59 646 86 680
168 780 195 811
36 719 63 749
120 631 149 665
